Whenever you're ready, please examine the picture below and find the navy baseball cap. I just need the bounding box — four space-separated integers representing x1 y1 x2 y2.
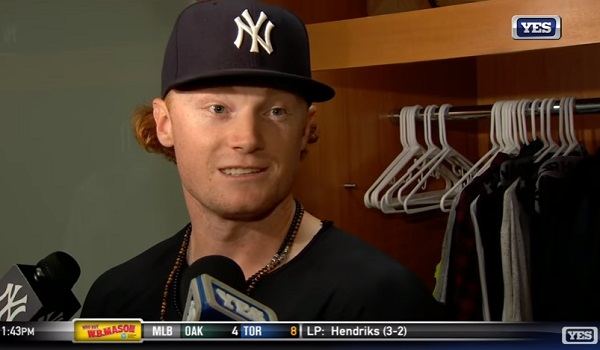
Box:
161 0 335 103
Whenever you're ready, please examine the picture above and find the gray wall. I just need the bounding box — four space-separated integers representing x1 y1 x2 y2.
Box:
0 0 194 312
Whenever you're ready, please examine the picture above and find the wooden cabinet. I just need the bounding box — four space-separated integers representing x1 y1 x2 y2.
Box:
266 0 600 289
307 0 600 70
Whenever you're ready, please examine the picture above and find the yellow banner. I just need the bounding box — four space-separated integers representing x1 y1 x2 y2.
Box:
73 320 142 342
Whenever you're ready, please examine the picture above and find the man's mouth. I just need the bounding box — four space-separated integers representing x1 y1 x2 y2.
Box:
220 168 264 176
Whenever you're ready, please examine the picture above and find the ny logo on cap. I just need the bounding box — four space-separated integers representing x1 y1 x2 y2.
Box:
234 9 274 54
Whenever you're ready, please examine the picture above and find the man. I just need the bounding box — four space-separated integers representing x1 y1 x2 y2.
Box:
81 0 445 321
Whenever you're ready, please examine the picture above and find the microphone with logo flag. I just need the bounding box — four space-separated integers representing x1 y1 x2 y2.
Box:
180 255 277 321
0 251 81 321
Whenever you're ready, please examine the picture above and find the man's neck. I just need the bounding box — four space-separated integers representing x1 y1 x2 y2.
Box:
185 196 298 279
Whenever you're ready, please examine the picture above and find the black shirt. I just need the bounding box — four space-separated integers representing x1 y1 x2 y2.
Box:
81 221 446 321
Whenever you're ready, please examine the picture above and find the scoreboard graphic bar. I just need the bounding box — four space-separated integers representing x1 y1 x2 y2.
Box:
0 321 598 345
143 322 299 339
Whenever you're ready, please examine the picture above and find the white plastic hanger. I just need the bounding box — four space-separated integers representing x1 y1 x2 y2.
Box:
529 99 542 143
506 100 522 154
563 97 579 155
401 104 472 214
380 104 465 213
380 105 442 213
534 98 560 163
513 100 525 147
370 106 425 209
440 100 505 212
535 99 550 153
510 99 524 149
364 106 423 209
500 101 511 153
552 97 570 157
475 100 510 177
393 104 454 213
364 107 409 208
501 101 517 155
438 104 474 174
517 99 532 146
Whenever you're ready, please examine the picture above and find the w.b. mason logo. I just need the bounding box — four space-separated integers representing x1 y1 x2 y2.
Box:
234 9 275 54
0 283 28 321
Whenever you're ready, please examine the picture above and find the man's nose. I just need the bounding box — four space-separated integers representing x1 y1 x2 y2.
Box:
226 112 266 153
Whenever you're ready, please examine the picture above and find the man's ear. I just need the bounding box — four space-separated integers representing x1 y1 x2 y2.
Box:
302 104 318 147
153 98 174 147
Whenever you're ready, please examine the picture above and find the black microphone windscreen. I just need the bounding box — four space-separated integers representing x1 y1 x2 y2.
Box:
35 251 81 289
180 255 246 307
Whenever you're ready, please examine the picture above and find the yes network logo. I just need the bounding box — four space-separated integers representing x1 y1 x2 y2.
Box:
512 15 561 40
562 327 598 345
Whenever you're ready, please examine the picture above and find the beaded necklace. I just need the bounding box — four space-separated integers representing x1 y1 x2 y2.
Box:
159 201 304 321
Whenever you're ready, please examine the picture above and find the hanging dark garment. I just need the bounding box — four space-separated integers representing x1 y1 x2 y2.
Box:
445 153 509 320
473 140 544 320
532 147 599 321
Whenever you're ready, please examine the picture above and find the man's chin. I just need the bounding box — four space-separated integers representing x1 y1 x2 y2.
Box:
213 200 280 221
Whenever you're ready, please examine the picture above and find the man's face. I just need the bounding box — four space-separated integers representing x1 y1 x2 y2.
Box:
153 86 315 220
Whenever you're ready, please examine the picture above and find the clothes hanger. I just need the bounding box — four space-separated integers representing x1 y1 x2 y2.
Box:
534 99 550 155
517 99 532 146
500 101 517 155
379 106 437 214
551 96 569 157
364 107 410 208
394 104 454 213
364 106 423 209
400 104 458 212
398 105 449 209
507 100 522 154
529 99 542 142
500 101 511 153
563 97 579 156
438 104 474 175
401 104 472 214
474 99 508 177
514 100 525 147
383 105 433 210
440 100 504 212
380 104 465 213
380 105 443 213
534 98 560 163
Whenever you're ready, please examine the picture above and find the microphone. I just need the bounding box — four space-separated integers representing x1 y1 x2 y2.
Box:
180 255 277 321
0 251 81 321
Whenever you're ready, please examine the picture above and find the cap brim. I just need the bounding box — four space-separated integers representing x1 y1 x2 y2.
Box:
164 69 335 103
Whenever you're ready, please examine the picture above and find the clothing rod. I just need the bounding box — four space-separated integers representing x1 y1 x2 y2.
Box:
389 97 600 121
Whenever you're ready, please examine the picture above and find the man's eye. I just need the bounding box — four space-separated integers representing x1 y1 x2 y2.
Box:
270 108 287 116
209 105 226 114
